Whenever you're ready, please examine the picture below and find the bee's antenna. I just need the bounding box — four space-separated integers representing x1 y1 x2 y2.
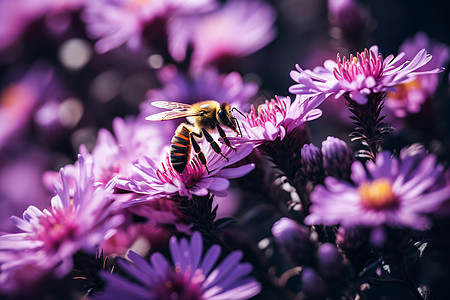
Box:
231 107 247 119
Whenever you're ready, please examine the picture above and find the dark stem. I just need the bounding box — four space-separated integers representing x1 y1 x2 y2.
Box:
344 92 393 161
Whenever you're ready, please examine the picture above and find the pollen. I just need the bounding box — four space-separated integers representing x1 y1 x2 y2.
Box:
353 56 358 63
358 178 398 210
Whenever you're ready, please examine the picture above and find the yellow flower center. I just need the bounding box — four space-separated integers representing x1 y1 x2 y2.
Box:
387 79 421 102
358 178 398 210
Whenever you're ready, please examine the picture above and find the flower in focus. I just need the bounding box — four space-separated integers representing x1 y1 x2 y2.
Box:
385 32 450 117
95 232 261 300
168 0 276 70
0 155 124 281
301 136 354 183
83 0 217 53
305 150 450 230
239 95 323 144
116 141 255 204
290 45 444 105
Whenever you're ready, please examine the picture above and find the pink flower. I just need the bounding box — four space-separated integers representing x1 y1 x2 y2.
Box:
239 95 323 144
385 32 450 117
83 0 217 53
116 141 254 204
168 0 276 70
73 115 168 186
290 45 444 105
305 150 450 230
0 155 124 281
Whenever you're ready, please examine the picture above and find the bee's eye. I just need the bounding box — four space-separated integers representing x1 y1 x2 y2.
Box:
218 110 234 127
199 111 205 116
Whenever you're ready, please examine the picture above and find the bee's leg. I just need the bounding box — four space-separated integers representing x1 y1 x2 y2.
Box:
189 131 212 174
212 124 237 151
201 128 230 161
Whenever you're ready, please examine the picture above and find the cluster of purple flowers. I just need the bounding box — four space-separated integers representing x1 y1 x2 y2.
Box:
1 0 450 299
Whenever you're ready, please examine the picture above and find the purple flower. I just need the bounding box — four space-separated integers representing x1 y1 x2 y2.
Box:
83 0 217 53
116 141 254 204
239 95 323 144
385 32 450 117
0 155 124 279
80 115 168 185
95 232 261 300
327 0 371 49
0 0 84 50
305 150 450 230
290 45 444 105
0 63 54 150
168 0 276 70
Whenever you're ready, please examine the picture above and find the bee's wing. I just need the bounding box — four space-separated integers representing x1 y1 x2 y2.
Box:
145 110 198 121
151 101 193 110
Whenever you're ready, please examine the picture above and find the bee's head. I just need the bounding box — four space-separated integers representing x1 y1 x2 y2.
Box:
218 102 239 134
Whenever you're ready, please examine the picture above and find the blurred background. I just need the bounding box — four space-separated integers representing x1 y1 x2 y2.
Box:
0 0 449 233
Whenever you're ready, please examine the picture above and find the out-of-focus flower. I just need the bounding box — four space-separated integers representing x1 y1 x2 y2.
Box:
144 65 258 112
272 217 315 265
305 151 450 230
0 64 54 150
95 232 261 300
290 45 444 105
385 32 450 117
239 95 323 144
0 155 124 283
0 0 85 51
301 268 327 300
116 142 254 204
317 243 343 278
0 147 52 233
327 0 371 50
168 0 276 70
82 115 168 185
83 0 217 53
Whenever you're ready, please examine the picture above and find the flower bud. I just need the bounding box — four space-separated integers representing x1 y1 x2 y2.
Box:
317 243 343 278
321 136 354 181
272 217 315 265
302 268 327 300
301 143 324 184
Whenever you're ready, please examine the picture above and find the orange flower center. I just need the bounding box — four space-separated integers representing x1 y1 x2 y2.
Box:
358 178 398 210
387 79 421 102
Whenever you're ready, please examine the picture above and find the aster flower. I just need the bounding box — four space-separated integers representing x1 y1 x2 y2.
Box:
305 151 450 230
239 95 323 144
385 32 450 117
0 155 124 279
289 45 443 105
84 115 168 185
116 141 254 204
168 0 276 70
95 232 261 300
83 0 217 53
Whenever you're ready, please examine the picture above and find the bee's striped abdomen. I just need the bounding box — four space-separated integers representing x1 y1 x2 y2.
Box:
170 126 191 173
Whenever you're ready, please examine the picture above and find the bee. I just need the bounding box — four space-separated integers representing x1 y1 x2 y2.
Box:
146 100 242 174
